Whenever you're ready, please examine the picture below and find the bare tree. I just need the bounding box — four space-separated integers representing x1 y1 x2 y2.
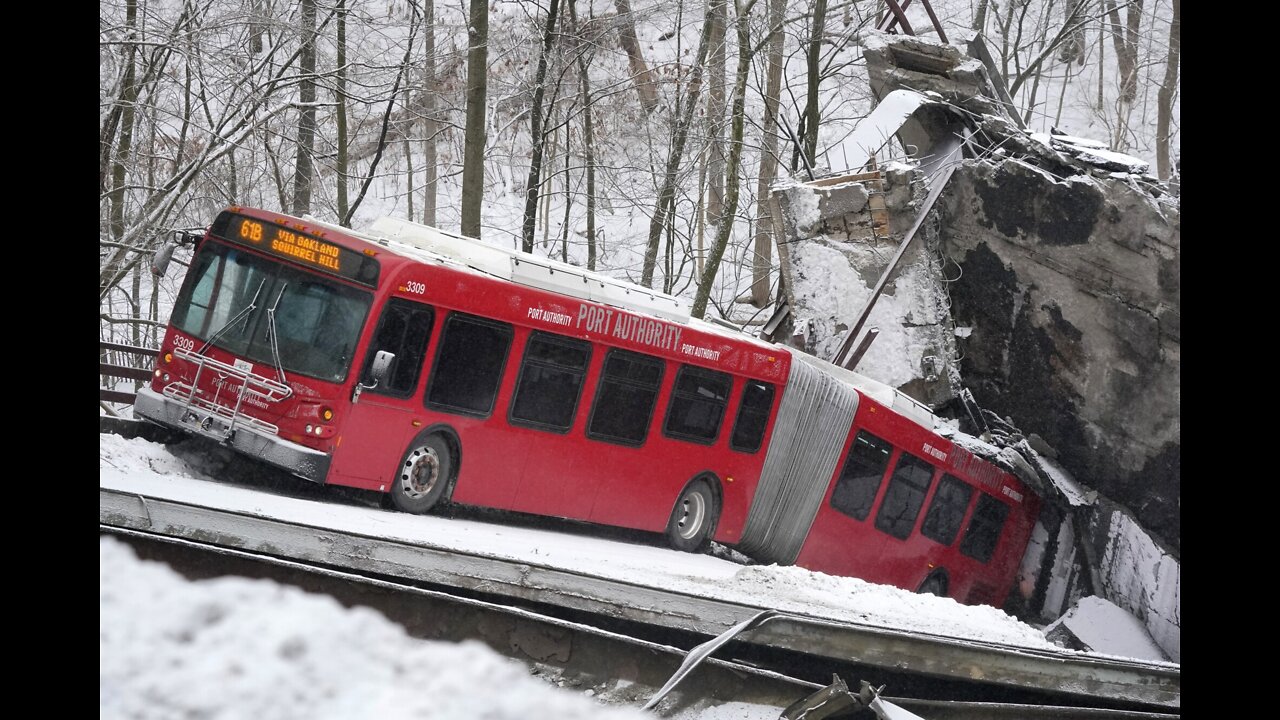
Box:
335 0 349 223
422 0 438 226
749 0 785 308
292 0 318 216
1155 0 1179 180
344 3 421 225
568 0 598 269
107 0 140 247
1102 0 1143 151
1103 0 1143 102
99 1 342 302
692 0 759 319
461 0 489 238
521 0 564 253
705 0 728 228
801 0 828 167
641 10 715 288
614 0 659 113
973 0 991 33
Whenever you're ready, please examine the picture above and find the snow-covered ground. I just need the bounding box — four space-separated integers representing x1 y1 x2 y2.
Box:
101 534 653 719
100 432 1170 717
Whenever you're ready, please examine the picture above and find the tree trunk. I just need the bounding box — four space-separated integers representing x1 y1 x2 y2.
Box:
109 0 139 246
461 0 490 238
422 0 438 226
1096 19 1104 109
802 0 827 168
1155 0 1179 181
973 0 989 33
561 117 573 263
336 0 349 224
705 0 727 228
613 0 659 113
1103 0 1142 103
640 13 715 288
569 0 598 270
692 0 755 319
291 0 317 216
406 134 415 220
695 148 707 279
521 0 563 253
750 0 784 307
249 0 264 54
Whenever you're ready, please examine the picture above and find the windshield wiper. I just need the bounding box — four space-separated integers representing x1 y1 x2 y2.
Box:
263 282 289 386
196 278 266 355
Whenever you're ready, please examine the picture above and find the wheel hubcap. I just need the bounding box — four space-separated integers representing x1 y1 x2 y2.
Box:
400 446 440 499
676 492 706 540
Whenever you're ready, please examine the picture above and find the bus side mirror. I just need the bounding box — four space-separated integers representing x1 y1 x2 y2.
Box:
151 240 178 278
353 350 395 404
369 350 394 384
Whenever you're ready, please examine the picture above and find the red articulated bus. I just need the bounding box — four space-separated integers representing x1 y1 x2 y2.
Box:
137 206 1041 606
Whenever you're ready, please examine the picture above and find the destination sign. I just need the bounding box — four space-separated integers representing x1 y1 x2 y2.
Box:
211 211 380 287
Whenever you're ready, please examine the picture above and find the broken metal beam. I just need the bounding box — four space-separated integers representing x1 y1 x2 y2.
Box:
833 135 964 368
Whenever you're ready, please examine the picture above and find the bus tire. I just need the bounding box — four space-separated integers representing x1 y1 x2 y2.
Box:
665 478 718 553
917 570 949 598
390 434 453 514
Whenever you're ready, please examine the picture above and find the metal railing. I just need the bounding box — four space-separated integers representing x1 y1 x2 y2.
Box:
100 341 159 405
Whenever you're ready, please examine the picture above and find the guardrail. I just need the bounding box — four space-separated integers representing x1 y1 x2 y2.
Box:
100 341 158 405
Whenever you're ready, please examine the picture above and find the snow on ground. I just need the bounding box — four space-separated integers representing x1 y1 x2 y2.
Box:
100 535 650 720
100 433 1056 651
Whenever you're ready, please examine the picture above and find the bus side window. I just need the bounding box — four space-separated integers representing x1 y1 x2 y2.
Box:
508 331 592 433
830 431 893 521
730 381 775 453
586 349 664 447
920 474 974 546
663 365 732 444
873 452 935 540
425 313 514 417
360 298 434 398
959 493 1011 563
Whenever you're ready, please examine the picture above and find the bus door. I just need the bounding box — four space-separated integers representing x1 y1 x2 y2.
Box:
331 297 436 488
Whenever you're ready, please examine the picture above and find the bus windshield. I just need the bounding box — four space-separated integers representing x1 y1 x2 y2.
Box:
171 240 372 383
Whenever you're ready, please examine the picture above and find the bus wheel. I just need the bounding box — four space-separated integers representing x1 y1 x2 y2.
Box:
918 570 949 598
665 479 718 553
391 435 453 514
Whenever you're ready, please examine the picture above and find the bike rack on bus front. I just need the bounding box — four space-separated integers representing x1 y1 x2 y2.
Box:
164 347 293 442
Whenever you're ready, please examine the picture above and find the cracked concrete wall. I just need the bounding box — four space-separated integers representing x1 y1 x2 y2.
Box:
773 165 962 408
938 159 1180 556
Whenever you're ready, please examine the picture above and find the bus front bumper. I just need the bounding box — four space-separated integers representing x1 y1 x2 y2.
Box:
133 386 331 484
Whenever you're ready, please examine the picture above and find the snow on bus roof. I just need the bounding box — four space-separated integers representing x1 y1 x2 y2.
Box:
325 214 790 356
362 216 692 324
310 213 947 435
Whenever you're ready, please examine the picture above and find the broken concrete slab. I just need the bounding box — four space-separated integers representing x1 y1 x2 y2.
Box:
1045 595 1169 663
